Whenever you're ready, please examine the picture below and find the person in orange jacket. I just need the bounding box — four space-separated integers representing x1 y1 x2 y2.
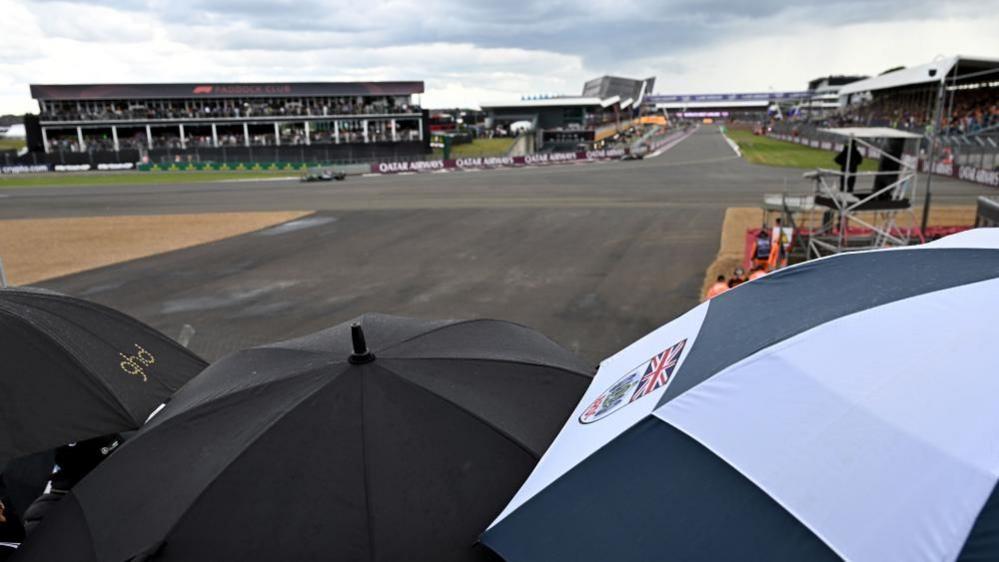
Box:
767 218 791 270
750 228 771 270
705 275 729 300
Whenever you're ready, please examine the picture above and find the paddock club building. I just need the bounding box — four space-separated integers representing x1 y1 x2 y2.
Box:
21 81 430 166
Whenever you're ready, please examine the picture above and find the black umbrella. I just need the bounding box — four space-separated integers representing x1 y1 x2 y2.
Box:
0 288 207 469
15 314 593 562
0 451 54 523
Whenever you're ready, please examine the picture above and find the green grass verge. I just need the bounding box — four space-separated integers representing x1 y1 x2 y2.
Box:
726 129 877 171
433 137 515 158
0 139 26 150
0 170 297 188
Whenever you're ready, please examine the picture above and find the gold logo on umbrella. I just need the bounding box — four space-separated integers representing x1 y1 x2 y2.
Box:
120 344 156 382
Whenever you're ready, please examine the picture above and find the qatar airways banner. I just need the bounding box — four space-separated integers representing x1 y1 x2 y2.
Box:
923 160 999 188
369 148 628 174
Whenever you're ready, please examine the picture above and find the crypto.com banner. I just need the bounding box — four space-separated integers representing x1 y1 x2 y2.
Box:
0 162 136 174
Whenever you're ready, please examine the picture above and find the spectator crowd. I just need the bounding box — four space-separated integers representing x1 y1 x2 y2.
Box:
39 95 419 123
803 84 999 136
43 119 423 153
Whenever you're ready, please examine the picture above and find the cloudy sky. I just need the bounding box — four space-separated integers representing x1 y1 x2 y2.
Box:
1 0 998 114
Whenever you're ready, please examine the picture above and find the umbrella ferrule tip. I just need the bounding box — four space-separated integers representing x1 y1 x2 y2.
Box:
349 323 376 364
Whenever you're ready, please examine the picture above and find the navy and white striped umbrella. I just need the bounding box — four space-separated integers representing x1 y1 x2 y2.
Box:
482 229 999 562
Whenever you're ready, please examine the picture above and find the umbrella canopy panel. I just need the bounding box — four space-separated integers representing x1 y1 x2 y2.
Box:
0 289 207 468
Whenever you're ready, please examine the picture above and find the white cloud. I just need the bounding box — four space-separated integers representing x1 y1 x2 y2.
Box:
639 16 999 94
0 0 997 114
33 2 157 43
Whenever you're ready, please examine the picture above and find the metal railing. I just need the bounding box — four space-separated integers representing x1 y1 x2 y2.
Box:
770 121 999 172
976 196 999 227
941 133 999 171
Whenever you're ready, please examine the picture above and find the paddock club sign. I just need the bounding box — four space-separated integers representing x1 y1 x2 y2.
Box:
370 149 628 174
192 85 292 96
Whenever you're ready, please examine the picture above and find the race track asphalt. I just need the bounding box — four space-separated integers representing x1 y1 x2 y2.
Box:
2 126 992 362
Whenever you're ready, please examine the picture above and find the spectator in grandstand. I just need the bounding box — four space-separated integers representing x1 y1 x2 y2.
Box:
827 84 998 135
705 275 729 300
39 95 419 123
835 140 863 193
942 86 999 135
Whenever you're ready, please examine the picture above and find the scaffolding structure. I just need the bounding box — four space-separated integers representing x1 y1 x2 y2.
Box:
801 128 923 259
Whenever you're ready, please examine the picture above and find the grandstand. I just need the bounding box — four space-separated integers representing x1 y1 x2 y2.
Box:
836 56 999 135
480 76 655 151
646 77 866 122
795 76 868 118
20 81 429 165
778 56 999 175
581 76 656 108
646 91 811 121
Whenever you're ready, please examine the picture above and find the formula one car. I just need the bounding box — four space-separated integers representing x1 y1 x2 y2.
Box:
620 147 647 161
301 168 346 182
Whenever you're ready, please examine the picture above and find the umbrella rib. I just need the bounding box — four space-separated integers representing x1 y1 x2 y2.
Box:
55 295 207 364
359 366 377 562
141 359 337 430
35 302 199 372
0 308 136 427
376 319 592 376
376 318 485 354
392 356 594 380
4 291 207 365
374 363 541 460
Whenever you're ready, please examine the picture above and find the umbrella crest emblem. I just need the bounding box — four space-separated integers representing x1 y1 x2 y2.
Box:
119 344 156 382
579 339 686 424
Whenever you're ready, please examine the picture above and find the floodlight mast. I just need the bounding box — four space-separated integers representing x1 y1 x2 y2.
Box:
921 70 948 235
